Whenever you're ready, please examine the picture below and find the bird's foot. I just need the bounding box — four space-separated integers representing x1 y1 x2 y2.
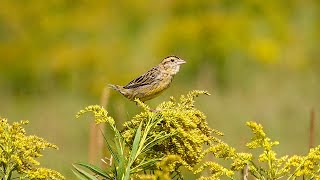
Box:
149 108 159 113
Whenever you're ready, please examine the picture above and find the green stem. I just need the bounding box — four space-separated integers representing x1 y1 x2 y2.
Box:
266 150 275 179
309 165 320 179
2 162 8 180
249 160 265 179
287 157 307 180
6 165 17 180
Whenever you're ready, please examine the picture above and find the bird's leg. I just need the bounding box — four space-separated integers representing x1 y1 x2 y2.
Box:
149 108 158 113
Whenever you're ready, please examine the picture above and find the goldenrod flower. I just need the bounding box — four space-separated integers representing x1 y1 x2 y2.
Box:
0 118 64 180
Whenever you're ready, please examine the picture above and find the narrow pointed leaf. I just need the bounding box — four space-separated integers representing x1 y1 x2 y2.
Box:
115 137 126 178
72 170 88 180
76 162 111 179
129 122 143 163
73 164 99 180
100 128 119 163
141 134 171 154
124 166 131 180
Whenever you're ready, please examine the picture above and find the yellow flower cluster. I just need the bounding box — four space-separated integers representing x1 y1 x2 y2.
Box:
122 90 222 170
197 121 320 179
0 117 64 180
137 155 183 180
76 105 115 125
76 91 320 179
235 121 320 179
195 161 233 180
246 121 279 150
286 146 320 178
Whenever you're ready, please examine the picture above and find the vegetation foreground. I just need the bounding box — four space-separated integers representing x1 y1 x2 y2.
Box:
1 90 319 179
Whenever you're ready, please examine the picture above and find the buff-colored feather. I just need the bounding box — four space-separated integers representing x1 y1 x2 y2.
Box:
109 56 186 102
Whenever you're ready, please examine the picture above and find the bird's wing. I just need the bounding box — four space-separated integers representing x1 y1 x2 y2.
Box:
123 67 161 89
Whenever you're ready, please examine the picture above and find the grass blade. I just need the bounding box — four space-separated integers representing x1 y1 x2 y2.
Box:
141 133 171 154
72 170 88 180
76 162 111 179
100 128 119 164
72 164 99 180
129 121 143 163
131 158 161 173
114 137 126 179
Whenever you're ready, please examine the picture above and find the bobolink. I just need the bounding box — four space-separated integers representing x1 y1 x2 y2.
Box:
109 55 186 102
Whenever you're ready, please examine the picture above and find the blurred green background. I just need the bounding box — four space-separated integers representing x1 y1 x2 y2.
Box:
1 0 320 178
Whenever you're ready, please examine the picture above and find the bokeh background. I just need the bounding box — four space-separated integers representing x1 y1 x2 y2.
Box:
1 0 320 178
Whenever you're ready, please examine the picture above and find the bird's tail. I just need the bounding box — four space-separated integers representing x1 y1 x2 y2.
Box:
108 84 121 91
108 84 128 96
109 84 132 100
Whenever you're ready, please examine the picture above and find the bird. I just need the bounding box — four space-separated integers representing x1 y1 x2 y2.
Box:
109 55 186 102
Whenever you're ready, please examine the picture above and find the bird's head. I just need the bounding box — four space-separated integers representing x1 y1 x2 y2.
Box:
160 55 186 75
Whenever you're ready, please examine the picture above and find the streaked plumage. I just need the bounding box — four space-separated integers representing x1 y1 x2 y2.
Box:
109 56 186 102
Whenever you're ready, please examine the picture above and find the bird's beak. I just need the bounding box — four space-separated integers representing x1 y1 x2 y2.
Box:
177 59 186 65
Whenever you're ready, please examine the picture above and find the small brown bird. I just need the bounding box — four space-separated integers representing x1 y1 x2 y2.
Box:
109 55 186 102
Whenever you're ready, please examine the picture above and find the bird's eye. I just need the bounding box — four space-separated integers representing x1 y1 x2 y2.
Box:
170 59 174 62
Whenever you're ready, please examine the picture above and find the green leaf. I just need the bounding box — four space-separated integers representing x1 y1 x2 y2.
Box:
72 164 99 180
124 166 131 180
100 128 119 164
131 158 161 173
141 133 171 154
76 162 111 179
72 170 88 180
114 137 126 179
129 121 143 163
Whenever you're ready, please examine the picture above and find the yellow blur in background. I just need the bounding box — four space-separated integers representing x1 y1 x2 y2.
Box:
0 0 319 178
